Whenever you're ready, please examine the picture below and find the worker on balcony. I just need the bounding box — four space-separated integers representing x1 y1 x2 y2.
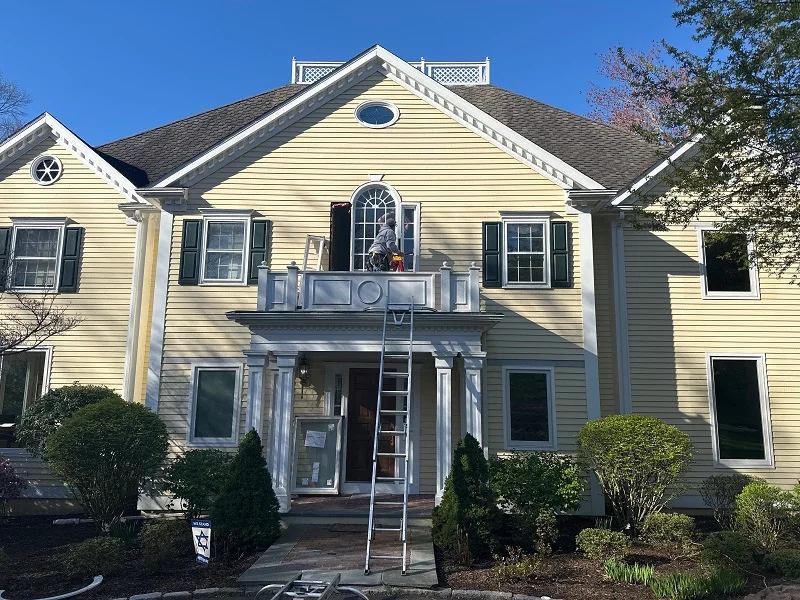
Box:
367 216 401 271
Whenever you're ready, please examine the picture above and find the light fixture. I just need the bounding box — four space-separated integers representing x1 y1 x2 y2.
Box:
298 354 310 385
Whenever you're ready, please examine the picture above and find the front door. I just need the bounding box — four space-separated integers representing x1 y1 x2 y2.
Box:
346 368 396 482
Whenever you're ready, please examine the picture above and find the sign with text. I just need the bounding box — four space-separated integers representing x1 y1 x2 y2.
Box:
191 519 211 564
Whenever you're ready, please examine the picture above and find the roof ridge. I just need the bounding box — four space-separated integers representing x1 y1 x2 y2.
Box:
97 83 305 149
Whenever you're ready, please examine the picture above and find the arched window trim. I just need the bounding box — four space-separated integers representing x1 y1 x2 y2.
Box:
349 182 402 271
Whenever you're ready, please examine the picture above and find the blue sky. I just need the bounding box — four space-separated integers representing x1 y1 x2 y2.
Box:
2 1 696 145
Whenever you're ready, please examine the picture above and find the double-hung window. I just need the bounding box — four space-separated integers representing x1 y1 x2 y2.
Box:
188 363 243 446
200 212 250 284
8 219 66 291
699 228 759 299
503 366 556 450
707 354 773 468
502 216 549 287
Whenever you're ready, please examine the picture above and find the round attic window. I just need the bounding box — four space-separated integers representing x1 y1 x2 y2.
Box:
30 155 63 186
355 100 399 128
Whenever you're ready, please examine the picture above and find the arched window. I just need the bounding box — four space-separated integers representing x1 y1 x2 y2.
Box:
351 184 399 271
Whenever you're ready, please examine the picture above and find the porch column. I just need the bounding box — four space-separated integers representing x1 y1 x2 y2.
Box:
270 352 298 513
435 354 454 505
461 354 485 447
245 353 267 434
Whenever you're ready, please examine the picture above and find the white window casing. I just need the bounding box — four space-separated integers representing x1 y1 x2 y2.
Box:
706 353 774 469
187 361 244 447
501 215 551 288
502 365 557 450
697 226 760 300
8 218 68 292
198 210 252 285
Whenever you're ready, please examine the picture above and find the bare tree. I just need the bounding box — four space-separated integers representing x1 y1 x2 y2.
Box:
0 71 30 141
1 291 81 356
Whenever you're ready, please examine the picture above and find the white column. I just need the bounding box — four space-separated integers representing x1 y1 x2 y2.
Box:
270 352 297 513
245 354 267 434
435 355 454 505
461 354 485 447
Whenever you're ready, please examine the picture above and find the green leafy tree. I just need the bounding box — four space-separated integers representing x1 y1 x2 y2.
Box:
16 385 122 458
432 434 500 561
589 0 800 278
577 414 693 532
165 449 232 519
46 398 169 530
212 430 280 556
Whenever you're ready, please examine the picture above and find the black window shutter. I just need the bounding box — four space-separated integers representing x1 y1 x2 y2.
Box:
482 222 503 288
551 221 571 288
59 227 84 293
179 219 203 285
248 219 270 284
0 227 10 291
329 203 352 271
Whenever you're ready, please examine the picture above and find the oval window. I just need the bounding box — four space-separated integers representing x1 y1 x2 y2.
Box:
30 155 63 185
355 101 399 128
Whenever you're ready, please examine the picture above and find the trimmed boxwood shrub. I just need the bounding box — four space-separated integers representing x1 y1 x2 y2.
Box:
62 536 125 576
641 512 696 559
700 530 757 571
16 385 123 458
212 430 280 556
699 474 763 529
735 482 796 552
575 527 630 562
432 434 500 562
577 414 693 532
139 519 192 570
46 398 169 530
165 449 232 519
763 549 800 578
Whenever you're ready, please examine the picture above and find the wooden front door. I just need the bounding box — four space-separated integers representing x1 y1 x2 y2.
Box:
346 368 396 482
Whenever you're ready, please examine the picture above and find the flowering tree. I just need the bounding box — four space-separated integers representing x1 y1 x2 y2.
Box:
0 458 27 520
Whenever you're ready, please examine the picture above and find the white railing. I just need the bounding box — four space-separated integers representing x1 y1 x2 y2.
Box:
291 58 490 86
257 262 480 313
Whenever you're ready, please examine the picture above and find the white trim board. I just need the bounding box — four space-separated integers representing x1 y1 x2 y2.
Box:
145 212 173 412
151 46 603 191
0 113 149 206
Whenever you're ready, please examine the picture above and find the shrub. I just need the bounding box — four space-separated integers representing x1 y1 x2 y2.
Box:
577 415 693 532
62 536 125 576
699 474 763 529
735 482 796 552
604 559 655 585
575 527 630 562
108 519 138 549
46 398 169 530
165 449 232 519
0 458 27 519
139 519 192 570
212 430 280 556
648 569 744 600
432 434 500 561
641 512 697 559
16 385 122 458
700 530 756 570
492 547 541 582
763 549 800 578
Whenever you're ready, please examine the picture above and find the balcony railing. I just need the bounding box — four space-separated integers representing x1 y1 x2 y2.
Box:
291 58 490 86
257 262 480 312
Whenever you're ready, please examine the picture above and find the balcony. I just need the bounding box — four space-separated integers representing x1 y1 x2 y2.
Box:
256 262 480 312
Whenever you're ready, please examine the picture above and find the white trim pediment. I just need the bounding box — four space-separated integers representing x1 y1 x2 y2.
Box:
152 46 603 191
0 113 148 205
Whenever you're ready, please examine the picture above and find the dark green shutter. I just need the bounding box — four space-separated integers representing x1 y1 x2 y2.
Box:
179 219 203 285
482 222 503 288
551 221 571 288
248 219 270 284
58 227 84 292
0 227 10 291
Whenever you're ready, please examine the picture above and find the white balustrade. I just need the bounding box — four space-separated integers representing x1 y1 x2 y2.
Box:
291 58 490 85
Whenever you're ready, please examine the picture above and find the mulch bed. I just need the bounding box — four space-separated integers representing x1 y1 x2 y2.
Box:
0 517 258 600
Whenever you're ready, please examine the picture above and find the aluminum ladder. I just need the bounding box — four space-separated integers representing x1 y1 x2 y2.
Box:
255 573 369 600
364 301 415 575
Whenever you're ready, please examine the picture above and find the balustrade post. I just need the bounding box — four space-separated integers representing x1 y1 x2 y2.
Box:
257 263 270 311
286 262 299 311
469 262 480 312
439 262 452 312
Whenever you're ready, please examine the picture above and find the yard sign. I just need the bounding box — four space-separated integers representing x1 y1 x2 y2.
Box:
191 519 212 564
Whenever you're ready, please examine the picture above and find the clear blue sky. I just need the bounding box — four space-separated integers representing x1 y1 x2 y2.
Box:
2 0 696 145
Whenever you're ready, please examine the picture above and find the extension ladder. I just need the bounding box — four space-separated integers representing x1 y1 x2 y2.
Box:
364 301 415 575
254 573 369 600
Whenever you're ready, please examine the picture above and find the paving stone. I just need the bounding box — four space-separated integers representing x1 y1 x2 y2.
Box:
216 589 244 597
130 594 162 600
109 597 128 600
396 588 452 598
192 589 220 598
453 592 512 600
162 592 192 600
512 595 542 600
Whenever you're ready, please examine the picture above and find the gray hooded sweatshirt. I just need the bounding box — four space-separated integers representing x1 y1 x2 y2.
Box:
368 222 401 256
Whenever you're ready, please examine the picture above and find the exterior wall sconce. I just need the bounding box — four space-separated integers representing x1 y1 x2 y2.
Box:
298 354 310 385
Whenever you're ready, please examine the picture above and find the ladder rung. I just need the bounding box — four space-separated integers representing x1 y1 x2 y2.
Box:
383 356 410 360
377 452 407 457
380 409 408 415
375 501 405 506
370 554 404 559
382 390 409 396
379 429 405 435
372 527 403 532
376 476 406 481
382 372 409 378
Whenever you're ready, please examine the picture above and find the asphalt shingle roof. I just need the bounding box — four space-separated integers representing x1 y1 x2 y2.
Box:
97 82 663 189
